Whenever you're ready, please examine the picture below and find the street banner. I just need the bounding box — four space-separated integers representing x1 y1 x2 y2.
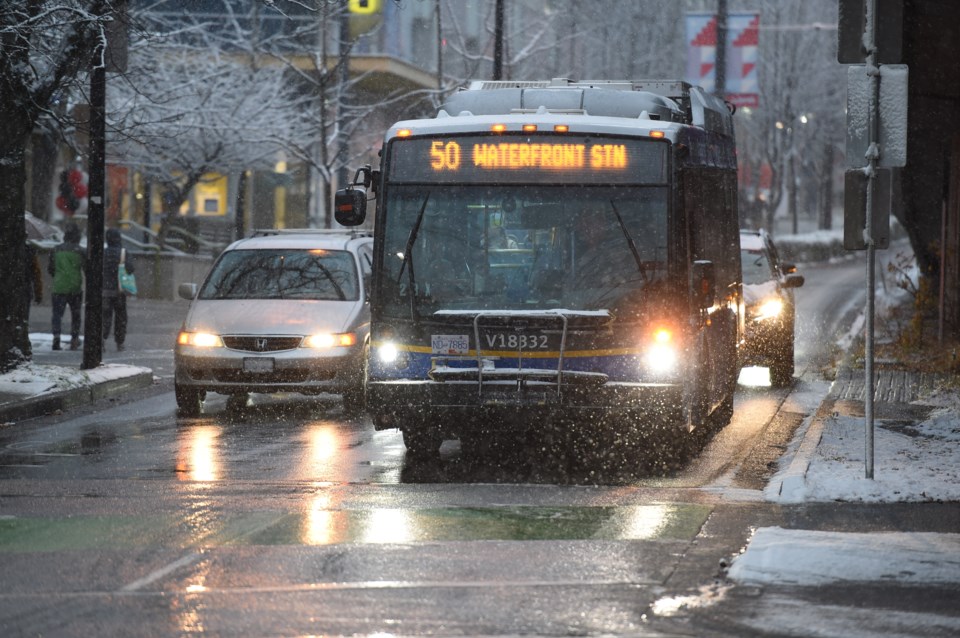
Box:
685 12 760 107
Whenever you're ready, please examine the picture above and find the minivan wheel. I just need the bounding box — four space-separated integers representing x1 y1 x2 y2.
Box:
175 383 204 417
770 337 795 387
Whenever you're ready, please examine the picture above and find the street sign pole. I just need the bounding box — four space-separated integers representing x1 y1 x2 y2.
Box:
863 0 880 480
840 0 907 480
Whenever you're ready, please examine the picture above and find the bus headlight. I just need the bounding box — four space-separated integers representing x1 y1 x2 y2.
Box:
376 341 410 368
643 327 678 376
645 343 678 375
178 331 223 348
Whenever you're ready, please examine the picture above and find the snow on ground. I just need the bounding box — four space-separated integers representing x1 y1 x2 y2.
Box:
728 527 960 587
730 253 960 605
0 360 149 399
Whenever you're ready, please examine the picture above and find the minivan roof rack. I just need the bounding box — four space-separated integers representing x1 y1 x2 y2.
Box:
250 228 372 238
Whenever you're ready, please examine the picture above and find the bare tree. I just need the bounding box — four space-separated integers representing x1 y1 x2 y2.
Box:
732 1 844 235
108 4 312 244
0 1 115 371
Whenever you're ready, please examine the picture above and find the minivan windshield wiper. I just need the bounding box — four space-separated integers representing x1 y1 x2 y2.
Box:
395 192 431 321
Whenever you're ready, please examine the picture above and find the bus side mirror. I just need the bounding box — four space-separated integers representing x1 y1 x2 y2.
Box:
335 187 367 226
691 260 715 309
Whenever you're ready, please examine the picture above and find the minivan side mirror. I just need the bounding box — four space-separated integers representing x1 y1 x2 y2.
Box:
335 187 367 226
691 260 715 309
178 283 198 300
784 273 805 288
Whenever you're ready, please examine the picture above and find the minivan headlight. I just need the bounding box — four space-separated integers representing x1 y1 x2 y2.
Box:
178 331 223 347
751 298 783 322
303 333 357 349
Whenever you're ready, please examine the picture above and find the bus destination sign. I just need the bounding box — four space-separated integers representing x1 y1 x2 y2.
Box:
389 134 666 185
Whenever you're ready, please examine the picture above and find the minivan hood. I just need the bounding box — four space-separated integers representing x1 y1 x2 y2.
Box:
183 299 365 336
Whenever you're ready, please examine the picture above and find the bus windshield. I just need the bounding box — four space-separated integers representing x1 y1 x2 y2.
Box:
379 184 669 318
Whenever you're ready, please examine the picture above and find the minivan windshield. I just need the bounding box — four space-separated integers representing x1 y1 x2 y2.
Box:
741 249 773 286
199 249 359 301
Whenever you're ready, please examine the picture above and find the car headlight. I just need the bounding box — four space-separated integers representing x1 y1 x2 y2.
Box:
303 333 357 349
643 327 678 376
752 298 784 322
177 331 223 347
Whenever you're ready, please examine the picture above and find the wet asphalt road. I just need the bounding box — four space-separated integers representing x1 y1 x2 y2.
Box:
3 255 955 636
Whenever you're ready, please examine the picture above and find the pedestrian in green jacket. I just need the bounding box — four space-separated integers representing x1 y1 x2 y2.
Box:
48 222 86 350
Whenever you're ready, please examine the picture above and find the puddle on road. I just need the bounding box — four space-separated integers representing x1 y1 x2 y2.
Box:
0 503 711 550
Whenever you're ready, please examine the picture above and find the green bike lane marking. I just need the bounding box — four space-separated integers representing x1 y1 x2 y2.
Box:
0 503 710 551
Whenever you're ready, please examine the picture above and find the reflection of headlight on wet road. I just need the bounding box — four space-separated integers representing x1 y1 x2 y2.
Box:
751 298 783 321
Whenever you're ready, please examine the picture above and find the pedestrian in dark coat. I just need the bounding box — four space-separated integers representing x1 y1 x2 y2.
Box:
48 222 85 350
103 228 134 351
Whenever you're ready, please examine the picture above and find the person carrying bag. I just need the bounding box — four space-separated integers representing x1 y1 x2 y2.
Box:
102 228 135 351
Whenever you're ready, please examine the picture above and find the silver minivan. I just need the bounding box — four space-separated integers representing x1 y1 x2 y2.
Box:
174 230 372 415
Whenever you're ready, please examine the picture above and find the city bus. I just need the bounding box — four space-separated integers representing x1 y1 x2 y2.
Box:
335 79 743 463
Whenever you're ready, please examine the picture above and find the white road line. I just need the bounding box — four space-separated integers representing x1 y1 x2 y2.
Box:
120 552 203 592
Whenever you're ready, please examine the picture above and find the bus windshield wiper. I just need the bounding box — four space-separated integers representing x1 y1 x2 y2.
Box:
395 193 431 321
608 200 648 283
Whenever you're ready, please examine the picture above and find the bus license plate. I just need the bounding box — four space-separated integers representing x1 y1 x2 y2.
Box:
432 334 470 354
243 357 275 373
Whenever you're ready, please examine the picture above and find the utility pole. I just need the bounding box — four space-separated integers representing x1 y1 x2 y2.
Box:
82 4 107 370
336 6 351 225
493 0 504 80
716 0 727 98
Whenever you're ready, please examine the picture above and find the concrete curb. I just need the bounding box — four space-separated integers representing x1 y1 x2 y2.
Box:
0 370 155 424
773 394 835 501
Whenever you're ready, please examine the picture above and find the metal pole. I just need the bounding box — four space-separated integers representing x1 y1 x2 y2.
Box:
864 0 879 479
493 0 504 80
82 17 106 370
336 6 351 220
716 0 727 97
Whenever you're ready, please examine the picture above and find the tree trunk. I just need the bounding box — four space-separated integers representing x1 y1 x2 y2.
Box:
0 113 33 371
819 143 834 230
29 131 59 219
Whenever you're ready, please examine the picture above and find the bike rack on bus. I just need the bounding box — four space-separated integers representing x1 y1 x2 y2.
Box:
428 310 611 401
472 310 569 400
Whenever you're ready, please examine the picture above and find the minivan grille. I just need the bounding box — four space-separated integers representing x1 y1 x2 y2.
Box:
222 336 302 352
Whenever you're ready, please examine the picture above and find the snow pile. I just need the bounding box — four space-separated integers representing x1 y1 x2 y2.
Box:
728 527 960 586
0 362 150 400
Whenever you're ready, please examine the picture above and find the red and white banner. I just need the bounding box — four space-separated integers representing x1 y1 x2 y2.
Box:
685 12 760 108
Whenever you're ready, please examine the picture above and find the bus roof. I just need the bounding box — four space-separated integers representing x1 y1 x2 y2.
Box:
387 79 734 143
